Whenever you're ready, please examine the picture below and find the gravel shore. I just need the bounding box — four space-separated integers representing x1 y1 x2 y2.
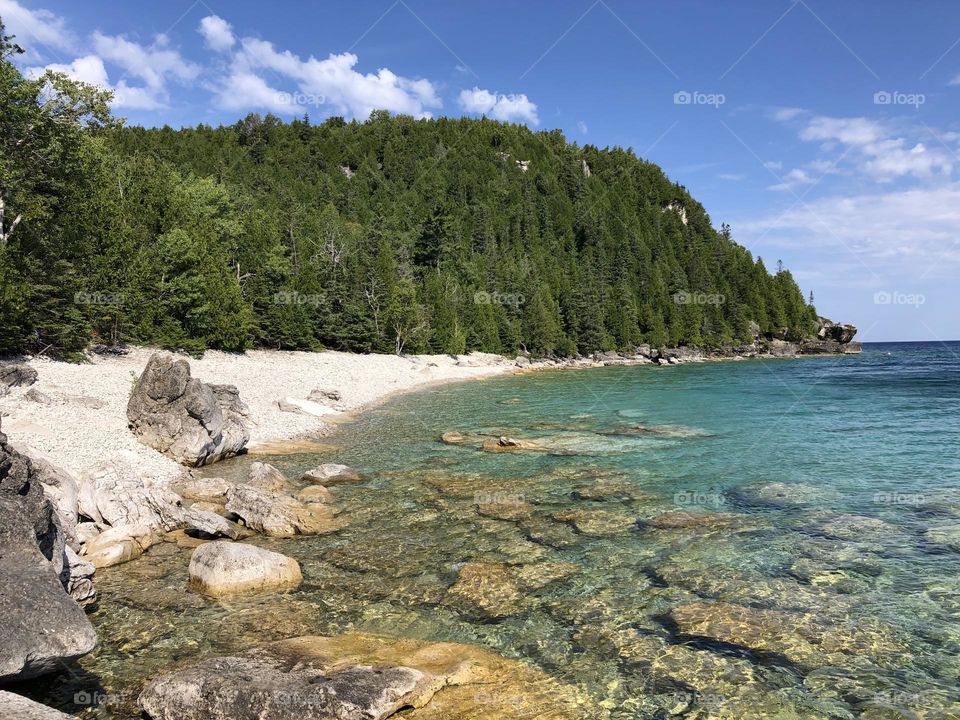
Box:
0 347 521 482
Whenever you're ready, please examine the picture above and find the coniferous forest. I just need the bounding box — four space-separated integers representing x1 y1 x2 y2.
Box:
0 23 817 360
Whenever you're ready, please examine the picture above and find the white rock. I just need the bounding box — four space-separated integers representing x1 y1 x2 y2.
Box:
188 541 302 597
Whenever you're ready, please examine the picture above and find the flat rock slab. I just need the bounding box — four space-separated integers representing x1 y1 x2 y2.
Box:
139 633 601 720
302 463 364 485
189 541 302 597
0 692 78 719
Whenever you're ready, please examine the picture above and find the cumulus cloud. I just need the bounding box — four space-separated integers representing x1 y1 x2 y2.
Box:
577 120 588 134
198 15 234 53
0 0 77 58
29 31 200 110
210 39 441 119
736 183 960 279
773 114 954 184
458 87 539 125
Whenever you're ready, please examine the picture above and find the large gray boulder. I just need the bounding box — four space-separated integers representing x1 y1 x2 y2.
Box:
0 691 78 719
127 352 250 467
188 541 302 597
0 433 97 683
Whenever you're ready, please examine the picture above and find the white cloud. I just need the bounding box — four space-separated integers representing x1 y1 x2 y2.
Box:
458 87 539 125
737 183 960 278
92 32 200 91
774 114 955 183
771 106 805 122
0 0 76 58
768 167 816 192
718 173 745 181
198 15 234 53
577 120 588 134
35 54 109 87
29 31 200 110
214 39 441 119
800 116 885 146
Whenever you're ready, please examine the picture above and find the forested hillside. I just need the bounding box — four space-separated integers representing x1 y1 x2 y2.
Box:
0 24 817 359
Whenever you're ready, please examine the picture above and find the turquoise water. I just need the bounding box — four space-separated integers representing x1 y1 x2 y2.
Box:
29 342 960 718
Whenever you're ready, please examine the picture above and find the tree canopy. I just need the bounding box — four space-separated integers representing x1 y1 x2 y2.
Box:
0 22 817 359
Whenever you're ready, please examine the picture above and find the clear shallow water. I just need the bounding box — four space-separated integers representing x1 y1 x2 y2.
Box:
26 342 960 718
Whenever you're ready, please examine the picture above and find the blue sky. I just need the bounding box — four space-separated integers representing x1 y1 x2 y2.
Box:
4 0 960 341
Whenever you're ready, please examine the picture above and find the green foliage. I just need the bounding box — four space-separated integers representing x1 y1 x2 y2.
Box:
0 22 817 358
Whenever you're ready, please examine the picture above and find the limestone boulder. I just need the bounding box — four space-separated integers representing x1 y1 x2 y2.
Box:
126 352 249 466
188 541 302 597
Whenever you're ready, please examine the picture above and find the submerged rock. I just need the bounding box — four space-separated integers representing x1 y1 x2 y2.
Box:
731 481 832 508
572 481 653 502
670 601 907 670
302 463 364 484
482 436 545 452
443 561 577 620
0 433 97 682
643 510 743 530
138 633 600 720
550 509 637 536
188 541 302 597
127 352 250 466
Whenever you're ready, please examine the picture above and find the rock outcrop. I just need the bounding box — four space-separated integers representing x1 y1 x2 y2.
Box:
225 485 344 537
188 541 302 597
127 352 250 466
76 460 242 567
138 633 600 720
0 433 97 683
